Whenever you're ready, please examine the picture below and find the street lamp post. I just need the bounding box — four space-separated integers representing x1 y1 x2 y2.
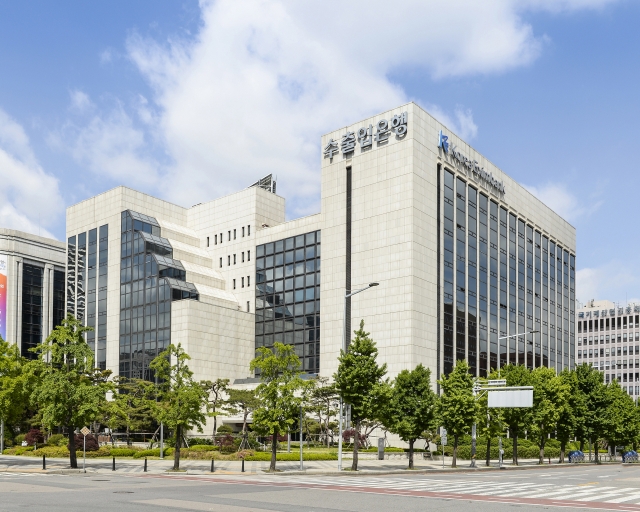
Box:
337 282 379 472
470 330 538 468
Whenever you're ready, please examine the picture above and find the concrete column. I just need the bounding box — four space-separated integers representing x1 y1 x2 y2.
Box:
14 258 22 353
42 264 54 340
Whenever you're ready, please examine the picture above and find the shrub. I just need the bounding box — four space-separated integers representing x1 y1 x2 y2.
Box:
188 437 214 446
14 434 26 445
216 425 234 435
84 447 112 458
68 434 99 452
32 446 69 458
244 452 338 461
110 448 139 457
46 434 65 447
189 445 218 452
25 429 44 446
217 434 236 453
132 448 174 458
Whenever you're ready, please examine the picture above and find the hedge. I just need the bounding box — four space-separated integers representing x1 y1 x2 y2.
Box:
244 452 339 461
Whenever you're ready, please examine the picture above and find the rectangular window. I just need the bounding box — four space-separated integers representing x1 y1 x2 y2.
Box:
220 257 222 268
242 252 245 263
233 279 236 289
228 255 231 266
247 275 250 287
228 230 231 241
215 234 218 245
234 254 237 264
220 232 222 243
248 225 251 236
248 250 251 261
242 227 245 237
234 229 236 240
247 301 250 312
242 277 245 288
207 236 210 247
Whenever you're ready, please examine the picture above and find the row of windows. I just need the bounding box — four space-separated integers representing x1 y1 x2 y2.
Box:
220 251 251 267
579 334 640 344
207 225 251 247
578 316 640 332
579 347 640 358
233 276 251 289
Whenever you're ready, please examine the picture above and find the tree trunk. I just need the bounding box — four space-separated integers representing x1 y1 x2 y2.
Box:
452 435 458 468
68 428 77 469
173 425 181 471
512 432 518 465
579 439 584 452
560 440 566 463
270 429 278 472
486 437 491 467
213 414 217 440
351 423 359 471
126 425 130 447
539 440 545 464
408 439 415 469
594 441 599 464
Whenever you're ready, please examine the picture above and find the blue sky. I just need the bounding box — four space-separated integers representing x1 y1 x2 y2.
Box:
0 0 636 304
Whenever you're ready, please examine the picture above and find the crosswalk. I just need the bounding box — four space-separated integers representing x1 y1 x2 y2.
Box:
245 475 640 505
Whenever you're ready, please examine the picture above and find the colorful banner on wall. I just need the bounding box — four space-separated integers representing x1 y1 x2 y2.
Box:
0 255 7 341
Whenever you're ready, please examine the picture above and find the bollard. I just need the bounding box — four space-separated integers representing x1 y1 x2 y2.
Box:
144 457 147 473
210 459 214 473
242 459 245 473
42 455 46 470
112 457 116 471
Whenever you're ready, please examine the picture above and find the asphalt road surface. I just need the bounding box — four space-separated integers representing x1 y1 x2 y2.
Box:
2 464 640 511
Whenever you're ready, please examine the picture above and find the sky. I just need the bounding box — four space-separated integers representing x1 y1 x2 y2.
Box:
0 0 637 305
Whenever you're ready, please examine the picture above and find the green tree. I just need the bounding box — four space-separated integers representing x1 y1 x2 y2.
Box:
250 342 303 472
334 320 389 471
203 378 229 438
605 380 638 452
529 367 569 464
224 388 260 449
103 377 155 446
308 377 339 447
575 363 610 463
384 364 437 469
557 368 582 463
150 343 208 471
0 337 30 450
437 360 476 468
30 314 110 468
499 364 532 464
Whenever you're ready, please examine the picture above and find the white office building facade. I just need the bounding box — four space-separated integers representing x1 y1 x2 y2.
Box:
65 102 576 389
578 299 640 395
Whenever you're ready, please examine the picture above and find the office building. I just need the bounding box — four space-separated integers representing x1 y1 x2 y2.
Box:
0 229 66 357
578 299 640 395
65 102 576 389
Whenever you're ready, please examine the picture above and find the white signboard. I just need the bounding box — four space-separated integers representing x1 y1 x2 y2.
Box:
488 389 533 408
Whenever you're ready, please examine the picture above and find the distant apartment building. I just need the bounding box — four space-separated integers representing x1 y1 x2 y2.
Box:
577 299 640 395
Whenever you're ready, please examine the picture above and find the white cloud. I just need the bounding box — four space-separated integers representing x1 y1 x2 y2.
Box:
577 261 640 306
50 99 160 189
524 182 601 224
0 109 63 238
51 0 620 217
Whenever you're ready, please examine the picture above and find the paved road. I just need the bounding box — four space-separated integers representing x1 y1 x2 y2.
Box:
1 464 640 510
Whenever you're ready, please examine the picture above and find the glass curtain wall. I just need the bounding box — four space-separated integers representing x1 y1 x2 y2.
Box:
97 225 108 369
87 229 97 355
255 230 321 375
441 167 575 376
456 178 466 365
443 173 455 375
21 264 43 358
66 236 76 315
53 270 65 329
478 193 489 377
119 211 197 381
77 233 86 321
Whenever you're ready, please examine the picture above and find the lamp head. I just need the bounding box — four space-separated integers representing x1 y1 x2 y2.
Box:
369 282 379 287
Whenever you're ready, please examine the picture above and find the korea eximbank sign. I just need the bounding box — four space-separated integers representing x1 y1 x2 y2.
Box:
438 130 506 196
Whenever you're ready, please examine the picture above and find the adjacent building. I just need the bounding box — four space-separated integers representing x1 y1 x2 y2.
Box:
577 299 640 395
65 102 577 393
0 229 66 357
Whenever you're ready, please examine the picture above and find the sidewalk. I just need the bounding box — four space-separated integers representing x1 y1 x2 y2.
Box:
0 454 617 476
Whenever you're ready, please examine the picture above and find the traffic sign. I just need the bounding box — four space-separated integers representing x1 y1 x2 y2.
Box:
80 427 90 436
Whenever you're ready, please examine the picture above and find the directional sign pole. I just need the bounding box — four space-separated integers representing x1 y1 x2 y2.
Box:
80 426 90 474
